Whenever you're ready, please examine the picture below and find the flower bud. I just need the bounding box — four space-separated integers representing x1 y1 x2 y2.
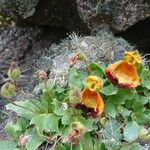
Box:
100 117 107 126
71 121 85 134
76 52 86 61
19 135 28 147
69 55 78 67
7 62 20 81
69 88 81 104
67 122 85 144
38 70 47 80
1 82 15 97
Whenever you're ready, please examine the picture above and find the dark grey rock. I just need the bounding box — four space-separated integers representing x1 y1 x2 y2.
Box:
76 0 150 31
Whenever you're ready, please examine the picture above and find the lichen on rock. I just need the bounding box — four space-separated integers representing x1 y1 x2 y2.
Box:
77 0 150 31
0 0 39 18
34 29 134 87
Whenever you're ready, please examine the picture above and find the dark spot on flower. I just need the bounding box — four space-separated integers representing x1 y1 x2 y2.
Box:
75 103 99 118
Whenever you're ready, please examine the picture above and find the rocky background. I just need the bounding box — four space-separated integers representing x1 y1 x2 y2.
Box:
0 0 150 145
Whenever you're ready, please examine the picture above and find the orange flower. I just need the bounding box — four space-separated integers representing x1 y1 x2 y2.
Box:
105 51 141 88
77 76 104 117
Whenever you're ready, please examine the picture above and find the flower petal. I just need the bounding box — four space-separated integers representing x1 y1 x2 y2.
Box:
105 60 139 88
85 76 102 91
123 50 141 66
80 87 104 116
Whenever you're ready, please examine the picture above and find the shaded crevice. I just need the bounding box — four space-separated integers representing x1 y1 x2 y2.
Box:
27 0 90 35
115 17 150 59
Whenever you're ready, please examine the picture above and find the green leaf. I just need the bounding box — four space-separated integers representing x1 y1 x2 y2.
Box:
74 116 93 132
135 110 150 125
25 128 44 150
112 89 135 104
42 90 53 112
94 141 107 150
104 101 117 118
123 121 140 142
140 66 150 89
52 99 66 116
0 141 17 150
6 100 39 120
16 118 28 132
121 143 144 150
88 62 104 78
55 144 68 150
103 119 123 142
35 79 54 91
119 106 131 118
68 68 84 89
142 80 150 89
133 101 145 112
30 113 60 134
62 109 72 125
78 71 88 81
4 122 22 138
100 84 118 96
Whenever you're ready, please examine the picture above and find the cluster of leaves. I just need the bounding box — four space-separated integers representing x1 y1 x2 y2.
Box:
0 60 150 150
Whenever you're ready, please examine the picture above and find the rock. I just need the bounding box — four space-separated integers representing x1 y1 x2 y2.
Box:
0 0 39 18
0 0 90 34
76 0 150 32
1 0 149 33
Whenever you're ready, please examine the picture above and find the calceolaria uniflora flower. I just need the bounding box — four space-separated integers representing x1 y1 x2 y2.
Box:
105 50 141 89
76 76 104 118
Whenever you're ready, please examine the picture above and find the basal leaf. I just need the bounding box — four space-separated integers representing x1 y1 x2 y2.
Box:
55 144 68 150
25 128 44 150
4 122 22 138
74 116 93 132
112 89 135 104
103 119 123 142
120 143 144 150
119 106 131 118
100 84 118 96
104 101 117 118
30 113 60 134
123 121 140 142
6 100 39 120
135 110 150 125
88 62 104 78
52 99 67 116
68 68 84 89
0 141 17 150
42 90 53 112
61 109 72 125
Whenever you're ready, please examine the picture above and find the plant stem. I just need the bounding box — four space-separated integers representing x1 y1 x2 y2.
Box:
84 60 92 75
44 79 53 100
6 97 38 114
15 85 41 111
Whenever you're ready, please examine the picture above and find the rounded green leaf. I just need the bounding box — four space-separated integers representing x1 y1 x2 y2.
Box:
100 84 118 96
123 121 140 142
